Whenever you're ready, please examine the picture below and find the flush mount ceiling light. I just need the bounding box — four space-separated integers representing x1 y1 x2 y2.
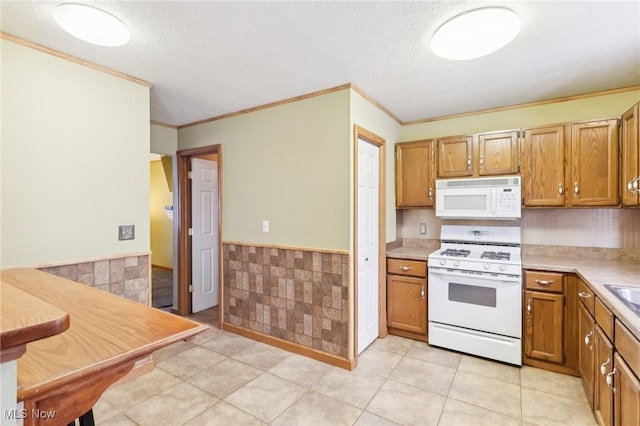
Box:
53 3 130 47
431 7 521 60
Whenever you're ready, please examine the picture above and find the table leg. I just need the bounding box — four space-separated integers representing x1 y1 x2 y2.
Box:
78 410 94 426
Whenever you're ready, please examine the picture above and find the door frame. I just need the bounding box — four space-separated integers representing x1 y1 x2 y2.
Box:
353 125 387 360
175 144 223 321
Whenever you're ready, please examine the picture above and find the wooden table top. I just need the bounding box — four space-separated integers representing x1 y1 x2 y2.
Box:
1 281 70 362
2 268 208 402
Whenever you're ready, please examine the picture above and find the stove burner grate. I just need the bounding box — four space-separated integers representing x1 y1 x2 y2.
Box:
440 249 471 257
481 251 511 261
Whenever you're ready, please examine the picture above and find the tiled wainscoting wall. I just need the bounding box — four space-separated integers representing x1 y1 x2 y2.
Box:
38 253 150 305
223 243 349 359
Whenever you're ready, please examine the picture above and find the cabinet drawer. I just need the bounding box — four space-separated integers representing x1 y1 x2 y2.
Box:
615 320 640 379
594 297 614 341
387 258 426 277
525 271 564 293
578 279 595 315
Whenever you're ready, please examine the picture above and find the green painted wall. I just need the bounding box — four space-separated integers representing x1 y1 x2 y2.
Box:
178 90 351 250
1 39 150 267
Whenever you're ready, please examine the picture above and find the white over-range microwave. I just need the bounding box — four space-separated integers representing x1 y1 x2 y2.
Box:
435 176 521 219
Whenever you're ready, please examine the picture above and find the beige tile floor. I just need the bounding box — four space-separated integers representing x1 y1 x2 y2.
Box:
96 323 597 426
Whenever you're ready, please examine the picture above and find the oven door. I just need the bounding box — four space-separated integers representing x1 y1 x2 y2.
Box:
428 267 522 338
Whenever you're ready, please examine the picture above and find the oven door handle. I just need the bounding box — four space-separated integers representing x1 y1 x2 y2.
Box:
428 267 521 283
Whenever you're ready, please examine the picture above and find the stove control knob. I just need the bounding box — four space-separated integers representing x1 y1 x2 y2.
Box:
483 263 491 270
499 265 507 272
453 261 460 267
439 260 446 266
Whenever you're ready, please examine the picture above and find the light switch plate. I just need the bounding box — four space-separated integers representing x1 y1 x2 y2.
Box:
419 223 427 235
119 225 135 240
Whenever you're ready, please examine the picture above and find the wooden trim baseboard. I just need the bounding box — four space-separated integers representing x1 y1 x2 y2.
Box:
222 322 354 370
222 241 349 255
1 32 152 88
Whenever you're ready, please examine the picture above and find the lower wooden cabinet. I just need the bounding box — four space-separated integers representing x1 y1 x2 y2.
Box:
522 270 578 374
614 352 640 426
575 279 640 426
594 325 614 426
524 290 564 363
386 258 427 342
579 301 596 407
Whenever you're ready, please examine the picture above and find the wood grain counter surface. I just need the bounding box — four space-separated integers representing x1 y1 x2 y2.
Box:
1 281 70 362
2 268 209 426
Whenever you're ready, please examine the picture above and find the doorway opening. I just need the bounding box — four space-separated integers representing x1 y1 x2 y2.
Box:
175 145 223 328
150 153 175 311
353 125 386 357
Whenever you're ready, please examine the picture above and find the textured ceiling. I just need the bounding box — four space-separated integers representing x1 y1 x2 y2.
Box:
2 1 639 126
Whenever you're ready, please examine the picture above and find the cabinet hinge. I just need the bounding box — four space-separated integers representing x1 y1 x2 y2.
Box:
617 118 621 127
188 171 194 179
189 284 193 293
188 228 194 236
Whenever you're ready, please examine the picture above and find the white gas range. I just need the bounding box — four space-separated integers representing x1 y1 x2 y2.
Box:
428 225 523 365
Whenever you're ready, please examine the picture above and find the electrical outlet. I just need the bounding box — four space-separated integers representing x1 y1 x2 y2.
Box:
419 223 427 235
262 220 269 232
119 225 135 240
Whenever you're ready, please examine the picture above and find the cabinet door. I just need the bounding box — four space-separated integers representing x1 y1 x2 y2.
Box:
524 291 564 363
437 136 473 178
396 140 435 208
621 104 639 206
477 131 519 176
522 125 566 207
387 274 427 335
579 302 596 407
594 325 614 426
570 119 619 206
614 352 640 426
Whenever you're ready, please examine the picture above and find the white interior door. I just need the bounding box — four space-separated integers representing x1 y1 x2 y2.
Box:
191 157 219 313
357 138 379 354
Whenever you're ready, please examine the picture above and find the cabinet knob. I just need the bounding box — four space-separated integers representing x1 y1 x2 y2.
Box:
400 265 412 271
479 155 484 167
527 299 532 315
574 182 579 195
558 183 563 195
578 291 592 299
535 279 553 286
428 187 433 199
421 286 425 299
467 156 471 167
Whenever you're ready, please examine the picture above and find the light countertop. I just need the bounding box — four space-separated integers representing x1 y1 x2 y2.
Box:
386 246 640 341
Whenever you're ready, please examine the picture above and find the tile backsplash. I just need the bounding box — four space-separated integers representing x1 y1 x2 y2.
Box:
398 208 640 249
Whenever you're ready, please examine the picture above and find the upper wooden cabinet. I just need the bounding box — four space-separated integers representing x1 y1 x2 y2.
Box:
395 139 435 208
522 125 566 207
621 103 639 207
477 131 519 176
436 135 473 178
570 119 619 206
436 131 519 178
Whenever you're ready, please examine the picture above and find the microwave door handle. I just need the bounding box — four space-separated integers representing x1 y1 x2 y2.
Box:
488 188 497 214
